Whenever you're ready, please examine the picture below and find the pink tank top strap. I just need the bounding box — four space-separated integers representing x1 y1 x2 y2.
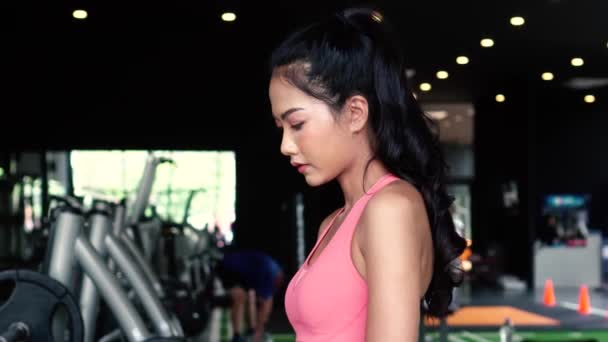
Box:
365 173 400 196
304 207 344 267
352 173 400 212
306 173 400 266
338 173 400 243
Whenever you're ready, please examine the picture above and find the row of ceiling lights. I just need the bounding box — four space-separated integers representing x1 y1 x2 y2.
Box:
70 9 239 21
71 9 608 56
71 8 607 61
69 9 601 105
415 15 602 104
481 93 596 104
492 93 596 104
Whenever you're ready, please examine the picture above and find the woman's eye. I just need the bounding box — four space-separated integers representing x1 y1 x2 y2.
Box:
291 123 304 130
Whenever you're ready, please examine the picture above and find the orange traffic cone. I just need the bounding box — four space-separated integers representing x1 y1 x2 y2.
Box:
543 279 556 307
578 285 591 315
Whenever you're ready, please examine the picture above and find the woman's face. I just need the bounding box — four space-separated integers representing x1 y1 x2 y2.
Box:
269 75 355 186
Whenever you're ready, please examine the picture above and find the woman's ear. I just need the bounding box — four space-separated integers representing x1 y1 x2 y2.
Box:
344 95 369 133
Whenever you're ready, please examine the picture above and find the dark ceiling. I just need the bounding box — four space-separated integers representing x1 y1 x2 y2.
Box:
1 0 606 148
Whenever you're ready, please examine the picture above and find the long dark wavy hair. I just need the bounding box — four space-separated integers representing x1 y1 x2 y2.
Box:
269 7 467 318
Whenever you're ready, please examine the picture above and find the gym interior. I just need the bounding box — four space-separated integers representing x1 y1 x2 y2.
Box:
1 1 607 342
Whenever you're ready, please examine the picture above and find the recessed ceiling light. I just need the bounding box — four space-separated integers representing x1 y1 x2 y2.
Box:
481 38 494 48
221 12 236 22
436 71 449 80
456 56 470 65
571 57 584 67
73 9 88 20
496 94 506 103
510 16 525 26
420 83 432 92
542 72 554 81
584 95 595 103
371 11 383 23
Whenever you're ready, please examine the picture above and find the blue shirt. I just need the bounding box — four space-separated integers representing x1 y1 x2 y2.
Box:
221 251 282 299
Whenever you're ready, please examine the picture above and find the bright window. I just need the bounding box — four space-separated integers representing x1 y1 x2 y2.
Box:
70 150 236 239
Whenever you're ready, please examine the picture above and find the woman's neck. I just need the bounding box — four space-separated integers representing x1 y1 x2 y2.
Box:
336 157 389 210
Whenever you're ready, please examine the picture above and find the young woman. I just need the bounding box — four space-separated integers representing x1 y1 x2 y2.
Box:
268 7 466 341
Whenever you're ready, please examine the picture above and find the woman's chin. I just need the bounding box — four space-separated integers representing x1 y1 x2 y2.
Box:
303 173 328 187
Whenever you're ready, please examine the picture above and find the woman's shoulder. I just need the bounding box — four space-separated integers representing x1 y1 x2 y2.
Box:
358 177 431 255
371 177 425 209
362 178 427 227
